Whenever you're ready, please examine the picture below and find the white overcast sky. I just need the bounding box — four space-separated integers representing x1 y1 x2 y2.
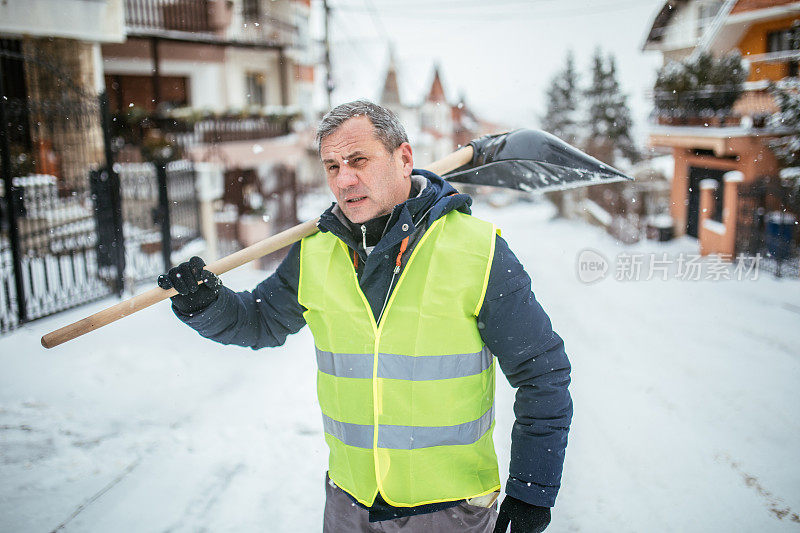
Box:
311 0 667 145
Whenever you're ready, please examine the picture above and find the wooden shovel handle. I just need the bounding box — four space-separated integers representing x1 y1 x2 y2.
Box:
425 145 472 176
41 218 320 348
40 145 474 349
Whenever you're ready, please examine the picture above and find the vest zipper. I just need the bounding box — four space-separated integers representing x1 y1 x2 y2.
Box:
376 236 409 324
360 224 368 255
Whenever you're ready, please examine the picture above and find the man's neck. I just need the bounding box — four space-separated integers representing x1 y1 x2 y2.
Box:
349 178 422 250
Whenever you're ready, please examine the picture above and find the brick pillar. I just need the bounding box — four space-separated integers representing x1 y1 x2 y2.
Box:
721 171 743 259
670 148 688 237
698 179 718 256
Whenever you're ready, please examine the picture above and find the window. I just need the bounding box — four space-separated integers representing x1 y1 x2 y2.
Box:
243 0 260 23
245 73 266 107
767 26 800 53
767 26 800 77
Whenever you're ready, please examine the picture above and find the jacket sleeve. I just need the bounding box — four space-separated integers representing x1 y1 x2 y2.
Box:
174 241 307 349
478 235 572 508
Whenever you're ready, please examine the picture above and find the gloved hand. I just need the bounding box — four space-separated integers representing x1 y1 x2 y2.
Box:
492 496 550 533
468 131 512 167
157 256 221 314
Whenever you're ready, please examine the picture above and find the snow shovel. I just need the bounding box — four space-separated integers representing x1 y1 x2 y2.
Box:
41 129 631 348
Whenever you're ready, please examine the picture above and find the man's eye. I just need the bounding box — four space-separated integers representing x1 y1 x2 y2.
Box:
327 165 338 172
352 157 366 164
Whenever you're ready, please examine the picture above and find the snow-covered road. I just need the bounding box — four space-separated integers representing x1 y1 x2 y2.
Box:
2 200 799 532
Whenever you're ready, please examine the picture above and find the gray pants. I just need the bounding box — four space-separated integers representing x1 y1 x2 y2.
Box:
323 476 498 533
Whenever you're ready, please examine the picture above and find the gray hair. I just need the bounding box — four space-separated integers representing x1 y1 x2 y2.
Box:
316 99 409 154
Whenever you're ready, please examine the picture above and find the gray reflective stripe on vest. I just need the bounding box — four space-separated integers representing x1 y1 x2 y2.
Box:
322 414 374 449
316 347 492 381
316 348 374 379
378 347 492 381
322 406 494 450
378 405 495 450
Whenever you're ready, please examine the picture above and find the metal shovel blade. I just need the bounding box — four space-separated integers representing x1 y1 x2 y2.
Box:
443 129 633 193
444 158 632 194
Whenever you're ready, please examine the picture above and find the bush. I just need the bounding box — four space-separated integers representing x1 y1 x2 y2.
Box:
654 52 746 118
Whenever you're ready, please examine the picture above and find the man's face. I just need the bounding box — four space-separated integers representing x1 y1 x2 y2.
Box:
320 116 413 224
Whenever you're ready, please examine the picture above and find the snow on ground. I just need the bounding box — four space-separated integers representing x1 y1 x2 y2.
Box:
2 199 799 532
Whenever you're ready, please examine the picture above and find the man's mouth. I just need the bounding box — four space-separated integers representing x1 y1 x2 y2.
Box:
346 196 367 204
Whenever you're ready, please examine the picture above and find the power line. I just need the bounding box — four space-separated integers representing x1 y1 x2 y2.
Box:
333 0 645 20
330 9 383 74
323 0 333 108
335 0 559 7
362 0 390 40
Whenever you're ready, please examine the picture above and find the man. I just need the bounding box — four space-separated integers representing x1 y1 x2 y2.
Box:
159 100 572 532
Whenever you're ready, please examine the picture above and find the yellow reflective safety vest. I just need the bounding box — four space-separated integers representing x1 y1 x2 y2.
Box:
298 210 501 507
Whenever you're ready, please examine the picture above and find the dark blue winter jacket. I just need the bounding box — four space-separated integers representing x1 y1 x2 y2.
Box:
176 170 572 516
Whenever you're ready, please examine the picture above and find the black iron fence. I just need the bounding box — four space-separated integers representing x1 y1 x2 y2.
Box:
114 160 201 285
0 44 201 334
736 179 799 278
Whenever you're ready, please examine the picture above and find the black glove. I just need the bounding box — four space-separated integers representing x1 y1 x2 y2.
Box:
157 256 221 314
468 131 512 167
493 496 550 533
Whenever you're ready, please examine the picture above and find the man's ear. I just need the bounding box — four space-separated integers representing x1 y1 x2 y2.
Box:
397 142 414 178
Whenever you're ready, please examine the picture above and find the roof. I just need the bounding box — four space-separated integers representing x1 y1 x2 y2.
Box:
425 64 447 103
731 0 798 14
643 0 689 48
643 0 800 51
379 50 401 106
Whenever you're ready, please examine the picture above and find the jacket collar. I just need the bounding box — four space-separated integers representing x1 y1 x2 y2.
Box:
317 169 472 256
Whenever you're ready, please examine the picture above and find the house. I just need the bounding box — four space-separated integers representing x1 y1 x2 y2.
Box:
642 0 798 271
0 0 320 333
101 0 318 178
378 53 493 168
100 0 321 260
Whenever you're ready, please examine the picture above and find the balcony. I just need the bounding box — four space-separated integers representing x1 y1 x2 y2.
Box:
230 14 297 47
112 106 298 155
123 0 297 47
171 114 293 146
745 50 800 81
125 0 217 35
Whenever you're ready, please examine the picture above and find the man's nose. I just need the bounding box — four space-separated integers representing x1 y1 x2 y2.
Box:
335 164 359 189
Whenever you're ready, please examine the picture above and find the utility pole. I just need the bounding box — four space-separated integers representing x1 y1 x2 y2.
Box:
323 0 334 109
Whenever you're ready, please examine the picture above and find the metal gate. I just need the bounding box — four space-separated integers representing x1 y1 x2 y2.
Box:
116 159 201 284
0 41 202 334
0 42 124 333
735 178 799 278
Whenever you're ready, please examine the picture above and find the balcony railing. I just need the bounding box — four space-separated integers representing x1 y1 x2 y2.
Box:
125 0 213 34
112 109 297 152
180 115 292 145
648 81 787 130
124 0 298 46
231 14 298 47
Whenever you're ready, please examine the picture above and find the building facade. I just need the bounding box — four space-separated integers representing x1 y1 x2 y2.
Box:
643 0 798 267
378 54 493 168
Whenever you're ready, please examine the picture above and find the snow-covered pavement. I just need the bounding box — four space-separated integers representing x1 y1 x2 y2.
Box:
1 200 799 532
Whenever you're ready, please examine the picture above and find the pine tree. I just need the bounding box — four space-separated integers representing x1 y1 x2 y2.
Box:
583 48 639 166
541 50 580 147
769 78 800 175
